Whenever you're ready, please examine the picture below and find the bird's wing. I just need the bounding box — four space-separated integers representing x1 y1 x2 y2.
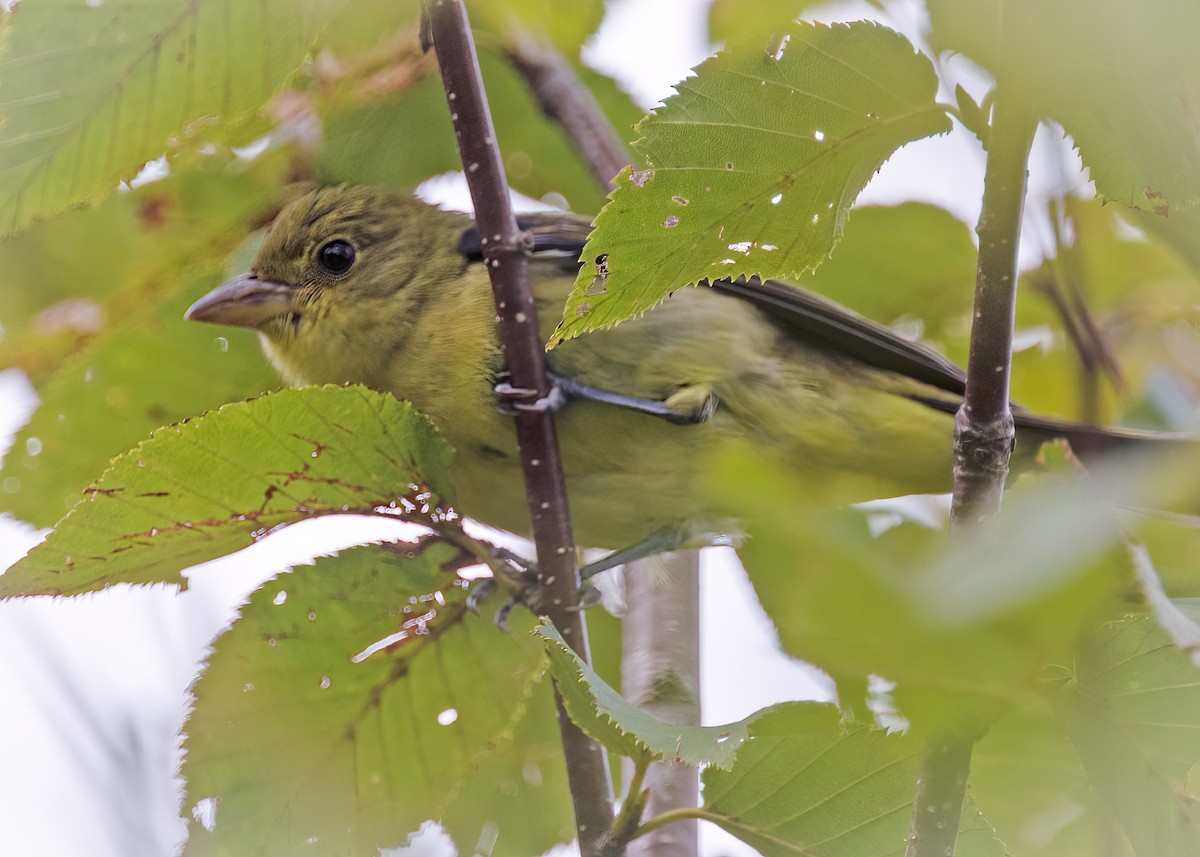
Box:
457 212 594 260
459 216 1191 458
710 275 967 396
460 215 968 397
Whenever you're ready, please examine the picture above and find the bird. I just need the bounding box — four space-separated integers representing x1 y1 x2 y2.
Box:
185 184 1167 556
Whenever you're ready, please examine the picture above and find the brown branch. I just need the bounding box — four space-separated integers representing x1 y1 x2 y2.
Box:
420 3 616 854
502 27 631 190
915 86 1035 857
500 37 704 856
950 90 1036 528
904 738 975 857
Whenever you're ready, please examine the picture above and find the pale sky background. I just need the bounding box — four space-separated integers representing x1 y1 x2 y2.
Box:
0 0 1095 855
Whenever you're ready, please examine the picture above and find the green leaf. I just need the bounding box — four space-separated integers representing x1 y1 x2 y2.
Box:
317 48 636 213
0 167 287 526
535 620 757 767
1008 195 1200 426
550 21 951 346
708 0 821 48
0 0 345 233
714 446 1194 732
1061 616 1200 857
700 703 1006 856
796 202 977 340
1 281 279 527
0 386 453 597
972 702 1127 857
926 0 1200 212
0 156 284 380
183 543 571 856
467 0 604 54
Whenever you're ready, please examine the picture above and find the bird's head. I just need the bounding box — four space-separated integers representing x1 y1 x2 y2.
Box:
185 185 469 386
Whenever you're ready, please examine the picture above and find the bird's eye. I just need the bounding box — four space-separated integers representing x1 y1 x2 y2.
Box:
316 239 356 275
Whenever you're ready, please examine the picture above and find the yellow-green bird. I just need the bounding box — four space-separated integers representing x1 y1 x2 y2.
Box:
185 185 1150 552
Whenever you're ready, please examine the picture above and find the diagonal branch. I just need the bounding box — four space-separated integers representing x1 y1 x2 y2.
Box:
420 2 616 854
502 27 631 190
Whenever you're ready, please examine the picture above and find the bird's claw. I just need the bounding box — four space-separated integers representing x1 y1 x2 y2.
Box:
494 369 718 426
494 372 569 415
493 596 518 632
466 577 498 615
566 581 603 612
464 546 549 630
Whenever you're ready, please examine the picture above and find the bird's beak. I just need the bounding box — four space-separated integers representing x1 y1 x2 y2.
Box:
184 273 293 329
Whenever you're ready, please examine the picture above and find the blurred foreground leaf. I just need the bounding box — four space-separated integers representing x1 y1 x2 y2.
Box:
0 156 295 526
972 703 1111 857
927 0 1200 212
467 0 603 53
718 443 1200 732
318 48 639 213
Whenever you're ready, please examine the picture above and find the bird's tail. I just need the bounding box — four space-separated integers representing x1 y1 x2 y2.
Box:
1012 410 1197 461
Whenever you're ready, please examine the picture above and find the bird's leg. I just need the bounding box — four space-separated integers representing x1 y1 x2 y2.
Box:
579 523 742 580
462 525 738 621
494 370 717 425
431 524 545 630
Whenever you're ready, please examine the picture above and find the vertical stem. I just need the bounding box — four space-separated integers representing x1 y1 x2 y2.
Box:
621 552 702 857
421 3 615 854
910 88 1035 857
501 35 703 856
905 739 975 857
950 92 1036 528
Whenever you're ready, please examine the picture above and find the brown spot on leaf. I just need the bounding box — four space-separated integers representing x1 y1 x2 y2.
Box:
630 169 655 188
137 193 173 228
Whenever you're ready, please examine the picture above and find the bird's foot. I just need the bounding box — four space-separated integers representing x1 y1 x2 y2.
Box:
579 523 743 580
465 546 546 631
465 543 613 625
493 372 570 415
493 370 717 425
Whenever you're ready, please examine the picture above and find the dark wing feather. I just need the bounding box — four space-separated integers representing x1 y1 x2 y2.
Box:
709 276 967 396
457 212 593 260
462 215 967 395
458 215 1194 456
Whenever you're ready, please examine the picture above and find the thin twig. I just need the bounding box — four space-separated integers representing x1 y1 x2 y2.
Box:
632 808 712 841
502 26 631 189
420 3 616 853
610 753 652 845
